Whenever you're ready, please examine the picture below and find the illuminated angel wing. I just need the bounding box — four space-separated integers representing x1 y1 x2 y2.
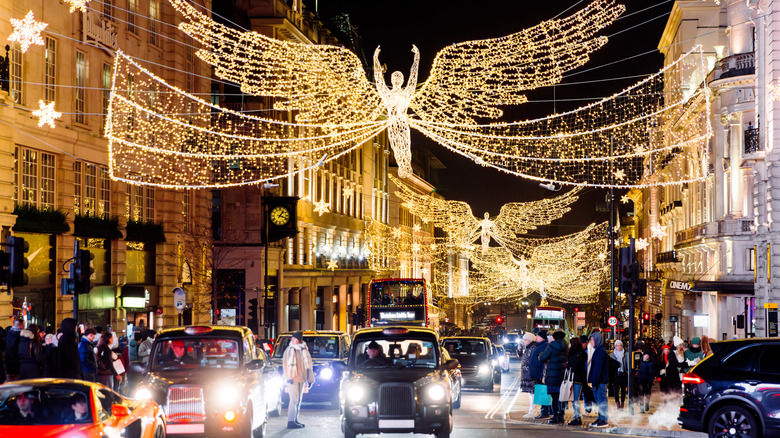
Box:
169 0 383 125
409 0 623 124
493 187 582 237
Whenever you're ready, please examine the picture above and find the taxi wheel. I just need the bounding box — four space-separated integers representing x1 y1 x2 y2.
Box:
344 423 357 438
435 414 452 438
153 424 165 438
483 381 494 392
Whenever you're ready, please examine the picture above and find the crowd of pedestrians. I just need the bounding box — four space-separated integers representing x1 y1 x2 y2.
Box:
0 317 158 395
519 327 714 428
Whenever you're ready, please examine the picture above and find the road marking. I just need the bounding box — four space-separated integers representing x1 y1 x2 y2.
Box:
484 376 521 419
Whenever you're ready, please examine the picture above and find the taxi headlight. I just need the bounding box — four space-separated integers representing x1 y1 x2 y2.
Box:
492 359 498 366
217 384 240 403
347 385 364 402
134 388 152 400
427 385 446 401
479 364 490 375
320 367 334 380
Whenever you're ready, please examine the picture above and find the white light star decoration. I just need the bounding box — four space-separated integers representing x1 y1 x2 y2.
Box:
32 100 62 128
613 169 625 181
8 11 48 53
64 0 91 13
411 243 421 253
620 195 631 204
313 199 331 216
391 227 404 239
342 186 352 199
635 237 650 251
412 224 422 233
327 259 338 271
770 80 780 102
650 223 668 240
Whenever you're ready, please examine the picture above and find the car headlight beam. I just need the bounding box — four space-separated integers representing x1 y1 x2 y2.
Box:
217 384 240 403
427 385 445 401
347 385 364 402
135 388 152 400
479 364 490 375
320 367 333 380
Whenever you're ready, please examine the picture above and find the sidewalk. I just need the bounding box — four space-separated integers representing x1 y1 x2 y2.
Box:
505 389 707 438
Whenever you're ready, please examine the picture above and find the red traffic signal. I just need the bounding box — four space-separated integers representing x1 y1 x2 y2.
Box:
495 316 503 324
642 312 650 323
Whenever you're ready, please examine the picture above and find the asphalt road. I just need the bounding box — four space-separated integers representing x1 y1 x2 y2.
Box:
263 360 636 438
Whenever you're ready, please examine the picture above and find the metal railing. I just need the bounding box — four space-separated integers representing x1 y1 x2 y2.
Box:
745 125 760 154
656 250 680 264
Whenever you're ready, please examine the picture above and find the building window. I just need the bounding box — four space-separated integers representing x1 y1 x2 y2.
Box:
126 185 155 222
127 0 137 33
747 247 756 272
9 43 22 104
103 0 113 21
44 38 56 102
182 189 191 231
148 0 159 45
102 63 111 133
74 162 111 218
14 146 55 210
75 51 87 124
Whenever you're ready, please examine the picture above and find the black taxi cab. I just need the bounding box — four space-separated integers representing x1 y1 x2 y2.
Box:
131 325 270 437
271 330 350 408
441 336 501 392
340 326 458 438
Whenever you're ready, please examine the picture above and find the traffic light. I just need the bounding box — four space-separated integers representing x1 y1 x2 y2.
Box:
495 315 503 325
8 236 29 287
0 249 10 286
642 312 650 325
74 249 94 294
248 298 258 321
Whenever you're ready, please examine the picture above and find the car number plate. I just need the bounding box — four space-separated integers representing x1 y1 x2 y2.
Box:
167 423 205 434
378 419 414 428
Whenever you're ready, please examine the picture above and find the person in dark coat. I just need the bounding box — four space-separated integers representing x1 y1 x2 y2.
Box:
539 331 568 424
57 318 82 379
528 330 550 419
18 325 44 379
5 318 23 381
519 333 537 418
565 336 588 426
588 331 610 427
0 326 7 384
96 332 120 390
43 333 59 377
609 340 629 409
658 344 681 394
79 328 98 382
637 352 655 412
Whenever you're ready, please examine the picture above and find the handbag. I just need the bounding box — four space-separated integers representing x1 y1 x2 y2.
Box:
112 358 126 375
559 369 574 402
533 383 551 406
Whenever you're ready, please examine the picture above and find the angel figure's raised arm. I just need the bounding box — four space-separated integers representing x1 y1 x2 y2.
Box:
405 45 420 98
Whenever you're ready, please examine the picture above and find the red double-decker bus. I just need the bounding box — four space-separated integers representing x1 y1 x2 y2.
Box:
366 278 441 331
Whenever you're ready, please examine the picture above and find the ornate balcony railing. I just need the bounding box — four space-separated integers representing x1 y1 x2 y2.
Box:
656 250 680 264
718 52 755 79
745 124 760 154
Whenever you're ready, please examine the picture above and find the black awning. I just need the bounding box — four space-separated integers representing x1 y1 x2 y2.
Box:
690 281 754 294
122 285 146 298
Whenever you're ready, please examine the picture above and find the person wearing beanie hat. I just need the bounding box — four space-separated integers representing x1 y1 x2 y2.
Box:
283 331 314 429
539 331 568 423
682 336 704 374
659 344 681 394
529 329 550 419
520 332 538 418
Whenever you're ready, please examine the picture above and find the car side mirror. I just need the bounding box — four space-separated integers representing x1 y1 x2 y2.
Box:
247 359 264 370
444 359 459 370
111 404 130 417
130 362 147 375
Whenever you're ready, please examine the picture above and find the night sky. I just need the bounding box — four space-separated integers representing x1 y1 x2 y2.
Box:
307 0 674 236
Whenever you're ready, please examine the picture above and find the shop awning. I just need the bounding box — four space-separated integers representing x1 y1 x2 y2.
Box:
690 281 754 294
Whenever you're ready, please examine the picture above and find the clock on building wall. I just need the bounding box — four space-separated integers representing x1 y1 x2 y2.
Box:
263 196 299 243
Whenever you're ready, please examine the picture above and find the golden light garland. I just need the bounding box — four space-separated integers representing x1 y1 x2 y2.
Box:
8 11 47 53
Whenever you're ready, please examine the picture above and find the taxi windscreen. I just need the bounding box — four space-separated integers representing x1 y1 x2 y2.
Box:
151 338 241 370
352 338 438 369
272 336 340 359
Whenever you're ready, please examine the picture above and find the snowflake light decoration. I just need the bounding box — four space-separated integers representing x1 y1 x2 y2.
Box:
412 243 421 253
650 223 668 240
613 169 625 181
342 186 352 199
327 259 338 271
391 227 404 239
635 237 649 251
313 200 331 216
64 0 91 13
32 100 61 128
412 224 422 233
8 11 48 53
620 195 631 204
770 80 780 102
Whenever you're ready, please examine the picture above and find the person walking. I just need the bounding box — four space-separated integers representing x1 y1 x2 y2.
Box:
539 331 568 424
519 333 537 418
588 331 610 428
138 330 155 365
609 340 629 409
43 333 59 378
658 344 681 395
682 337 704 374
129 332 141 363
565 336 588 426
5 318 23 381
57 318 82 379
96 332 121 390
529 329 550 419
18 324 44 379
636 352 656 413
282 331 315 429
79 328 98 382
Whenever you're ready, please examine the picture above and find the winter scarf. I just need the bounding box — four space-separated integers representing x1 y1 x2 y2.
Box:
283 342 314 384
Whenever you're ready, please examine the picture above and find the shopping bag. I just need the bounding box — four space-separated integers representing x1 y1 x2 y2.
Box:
112 358 126 375
533 384 551 406
559 369 574 402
